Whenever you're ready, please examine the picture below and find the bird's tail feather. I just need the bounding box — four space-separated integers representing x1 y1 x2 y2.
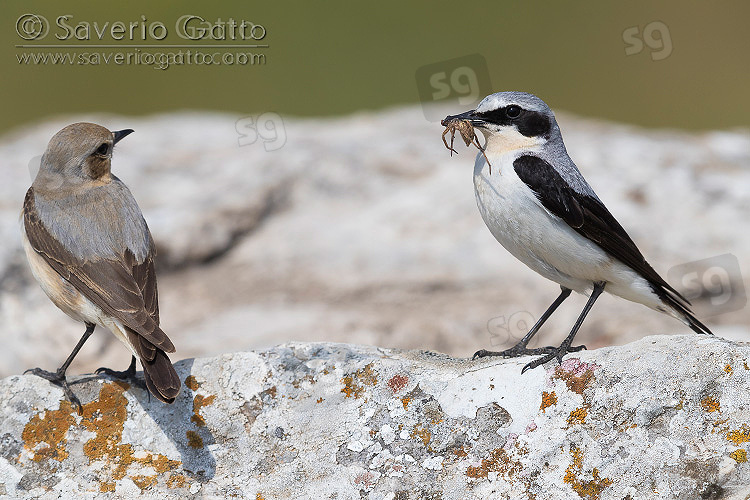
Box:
127 330 181 403
656 286 714 336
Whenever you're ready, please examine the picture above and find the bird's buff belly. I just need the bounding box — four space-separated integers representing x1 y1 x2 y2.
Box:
21 227 136 355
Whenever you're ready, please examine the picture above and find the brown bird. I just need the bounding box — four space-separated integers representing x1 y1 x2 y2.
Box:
21 122 180 410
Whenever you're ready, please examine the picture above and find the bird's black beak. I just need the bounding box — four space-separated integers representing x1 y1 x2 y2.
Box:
441 110 485 128
112 129 134 144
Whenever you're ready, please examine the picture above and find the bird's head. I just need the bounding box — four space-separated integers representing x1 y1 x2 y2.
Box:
35 122 133 191
443 91 560 156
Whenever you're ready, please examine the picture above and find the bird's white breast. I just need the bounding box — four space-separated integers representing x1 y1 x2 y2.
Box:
472 151 613 293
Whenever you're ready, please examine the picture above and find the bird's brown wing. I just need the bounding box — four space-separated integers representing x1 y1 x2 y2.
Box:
23 188 174 353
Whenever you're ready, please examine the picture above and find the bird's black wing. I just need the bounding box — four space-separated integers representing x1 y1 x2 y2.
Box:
512 155 688 303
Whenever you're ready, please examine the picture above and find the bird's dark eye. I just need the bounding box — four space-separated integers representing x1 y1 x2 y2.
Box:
95 143 109 156
506 105 522 119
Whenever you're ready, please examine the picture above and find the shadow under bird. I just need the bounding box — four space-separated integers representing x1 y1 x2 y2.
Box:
21 122 180 409
442 92 712 372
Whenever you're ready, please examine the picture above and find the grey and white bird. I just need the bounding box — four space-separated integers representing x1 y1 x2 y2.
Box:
442 91 712 372
22 122 180 410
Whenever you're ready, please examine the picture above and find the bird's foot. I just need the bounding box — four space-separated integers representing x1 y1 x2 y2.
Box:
521 343 587 373
24 367 82 414
96 358 147 391
473 345 559 360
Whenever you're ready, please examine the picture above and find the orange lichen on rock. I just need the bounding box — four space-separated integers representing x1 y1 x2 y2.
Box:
184 375 200 391
466 448 522 479
23 381 182 492
563 445 613 499
191 394 216 427
340 363 378 399
701 396 721 413
540 391 557 412
724 364 733 375
567 407 588 426
401 397 412 410
131 475 158 491
166 474 187 489
410 425 431 448
553 359 598 395
730 449 748 463
186 430 204 449
99 481 116 493
21 400 76 462
727 425 750 445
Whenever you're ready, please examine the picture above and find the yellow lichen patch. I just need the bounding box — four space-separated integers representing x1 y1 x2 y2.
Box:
131 475 157 491
99 481 116 492
744 360 749 371
21 400 76 462
191 394 216 427
730 449 747 463
78 382 181 489
466 448 522 479
23 381 182 492
340 363 378 399
410 425 431 448
563 445 613 499
256 494 265 500
541 391 557 412
186 430 204 449
727 425 750 445
567 407 588 426
184 375 200 391
701 396 721 413
724 364 733 375
401 397 412 410
166 475 187 489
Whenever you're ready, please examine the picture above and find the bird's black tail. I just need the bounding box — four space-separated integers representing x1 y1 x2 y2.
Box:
128 330 181 403
654 285 714 336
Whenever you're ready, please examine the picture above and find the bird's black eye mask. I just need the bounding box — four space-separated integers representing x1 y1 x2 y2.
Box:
475 106 551 138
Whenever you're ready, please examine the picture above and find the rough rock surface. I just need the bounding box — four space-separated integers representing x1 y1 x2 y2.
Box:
1 334 750 499
0 108 748 378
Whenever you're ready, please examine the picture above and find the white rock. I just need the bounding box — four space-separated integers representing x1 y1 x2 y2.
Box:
5 336 744 498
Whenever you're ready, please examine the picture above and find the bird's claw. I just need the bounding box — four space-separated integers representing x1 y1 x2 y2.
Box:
24 367 83 414
520 343 587 373
96 358 147 391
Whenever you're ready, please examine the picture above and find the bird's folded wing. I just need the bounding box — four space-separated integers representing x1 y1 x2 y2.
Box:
23 188 174 353
513 155 689 306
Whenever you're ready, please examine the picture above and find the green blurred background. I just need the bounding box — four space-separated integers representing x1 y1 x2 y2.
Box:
2 1 749 134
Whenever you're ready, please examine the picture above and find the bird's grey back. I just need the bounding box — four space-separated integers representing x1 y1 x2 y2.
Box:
32 176 152 263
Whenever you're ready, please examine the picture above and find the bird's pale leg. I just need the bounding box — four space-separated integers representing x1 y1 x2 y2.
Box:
473 287 576 359
522 282 606 373
25 322 96 413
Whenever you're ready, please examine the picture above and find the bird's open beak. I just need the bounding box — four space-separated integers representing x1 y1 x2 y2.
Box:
441 110 486 128
112 129 134 144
